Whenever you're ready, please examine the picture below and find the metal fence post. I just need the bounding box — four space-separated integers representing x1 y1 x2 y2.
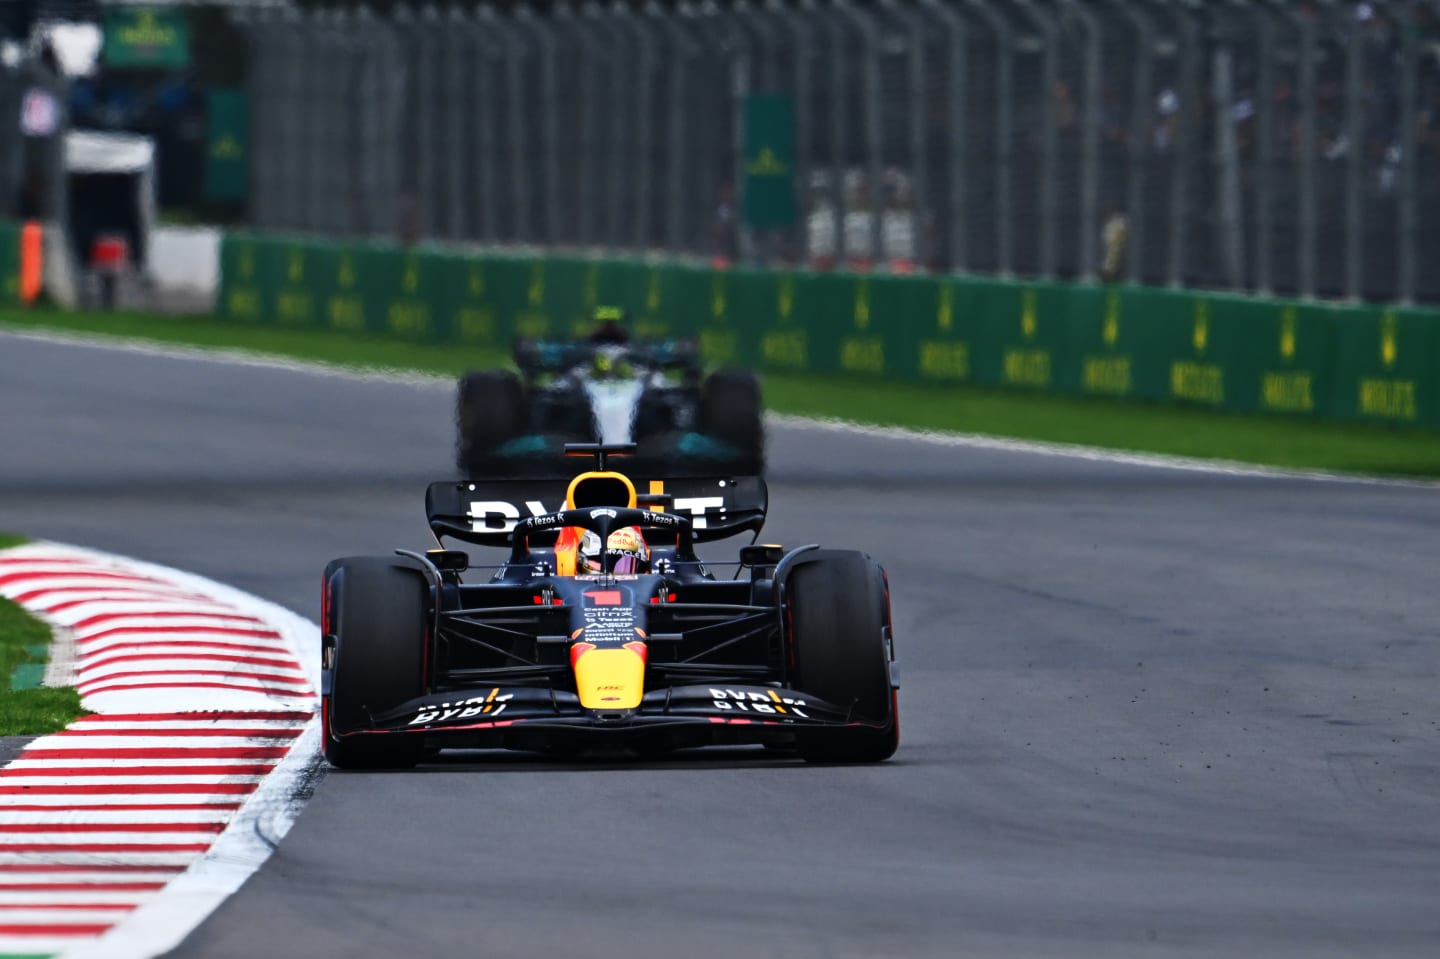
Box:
517 4 561 248
439 8 467 243
1397 0 1418 305
580 2 626 249
835 0 883 268
478 6 531 244
1336 5 1359 300
1105 0 1152 285
1166 2 1200 287
617 2 658 250
1063 0 1102 281
652 1 697 253
1014 0 1058 278
1247 0 1275 295
919 0 967 274
1213 40 1245 290
771 0 812 267
963 0 1012 276
681 0 730 259
1285 4 1317 299
888 0 929 273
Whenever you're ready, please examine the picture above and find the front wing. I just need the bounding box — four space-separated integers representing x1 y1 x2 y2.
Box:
332 683 887 753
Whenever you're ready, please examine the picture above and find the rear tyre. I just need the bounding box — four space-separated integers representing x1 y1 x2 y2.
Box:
787 552 898 763
456 369 525 477
700 368 764 473
322 556 427 769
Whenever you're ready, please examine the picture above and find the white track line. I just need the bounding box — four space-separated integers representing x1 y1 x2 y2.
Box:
766 413 1440 489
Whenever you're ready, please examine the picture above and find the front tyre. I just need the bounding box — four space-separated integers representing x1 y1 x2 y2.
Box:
787 551 898 763
322 556 427 769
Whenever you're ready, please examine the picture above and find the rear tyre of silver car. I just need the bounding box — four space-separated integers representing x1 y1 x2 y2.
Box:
322 556 427 770
456 369 525 477
787 552 898 763
700 368 764 473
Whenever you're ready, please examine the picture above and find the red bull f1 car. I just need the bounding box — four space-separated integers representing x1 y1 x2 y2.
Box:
320 445 898 768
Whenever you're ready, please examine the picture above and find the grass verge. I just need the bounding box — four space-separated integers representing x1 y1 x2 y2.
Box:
3 306 1440 478
0 537 86 734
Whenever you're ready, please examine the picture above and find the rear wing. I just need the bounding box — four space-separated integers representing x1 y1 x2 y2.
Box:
427 474 768 548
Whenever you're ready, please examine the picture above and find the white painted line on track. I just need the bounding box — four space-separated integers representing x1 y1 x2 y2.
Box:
767 412 1440 489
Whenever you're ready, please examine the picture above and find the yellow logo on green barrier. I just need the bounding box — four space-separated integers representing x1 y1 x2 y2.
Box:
239 246 255 280
1084 291 1130 395
1021 289 1037 340
711 273 727 320
583 264 598 310
287 249 304 283
646 270 661 312
403 256 419 294
937 284 953 332
778 275 794 322
338 254 355 289
1262 306 1311 413
1192 300 1209 354
528 263 545 306
854 279 870 330
1102 291 1120 348
1381 310 1398 368
467 264 485 298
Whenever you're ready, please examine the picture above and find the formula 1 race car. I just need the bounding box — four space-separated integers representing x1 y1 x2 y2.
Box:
321 445 897 768
455 329 764 479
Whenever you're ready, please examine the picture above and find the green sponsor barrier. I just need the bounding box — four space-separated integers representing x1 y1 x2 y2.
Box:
217 233 275 325
213 232 1440 430
272 239 324 330
440 255 501 345
1332 306 1439 425
728 269 783 371
103 6 190 70
0 223 21 306
1065 286 1137 399
204 88 248 204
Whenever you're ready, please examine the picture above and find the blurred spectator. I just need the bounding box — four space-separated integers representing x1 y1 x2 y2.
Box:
804 170 836 270
880 168 916 274
1101 207 1129 283
841 169 874 271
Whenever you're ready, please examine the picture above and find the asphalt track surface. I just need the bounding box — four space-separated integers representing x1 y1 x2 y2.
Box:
1 330 1437 958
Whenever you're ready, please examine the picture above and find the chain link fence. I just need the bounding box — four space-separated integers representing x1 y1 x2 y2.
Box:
237 0 1440 305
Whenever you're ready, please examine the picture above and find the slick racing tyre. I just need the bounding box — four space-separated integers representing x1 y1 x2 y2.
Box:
322 556 427 769
787 551 898 763
700 368 764 473
456 369 525 477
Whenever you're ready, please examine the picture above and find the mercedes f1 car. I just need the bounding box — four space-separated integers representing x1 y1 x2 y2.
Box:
321 445 897 768
455 335 764 479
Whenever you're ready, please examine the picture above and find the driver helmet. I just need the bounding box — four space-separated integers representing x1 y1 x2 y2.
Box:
578 526 649 574
589 305 630 344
